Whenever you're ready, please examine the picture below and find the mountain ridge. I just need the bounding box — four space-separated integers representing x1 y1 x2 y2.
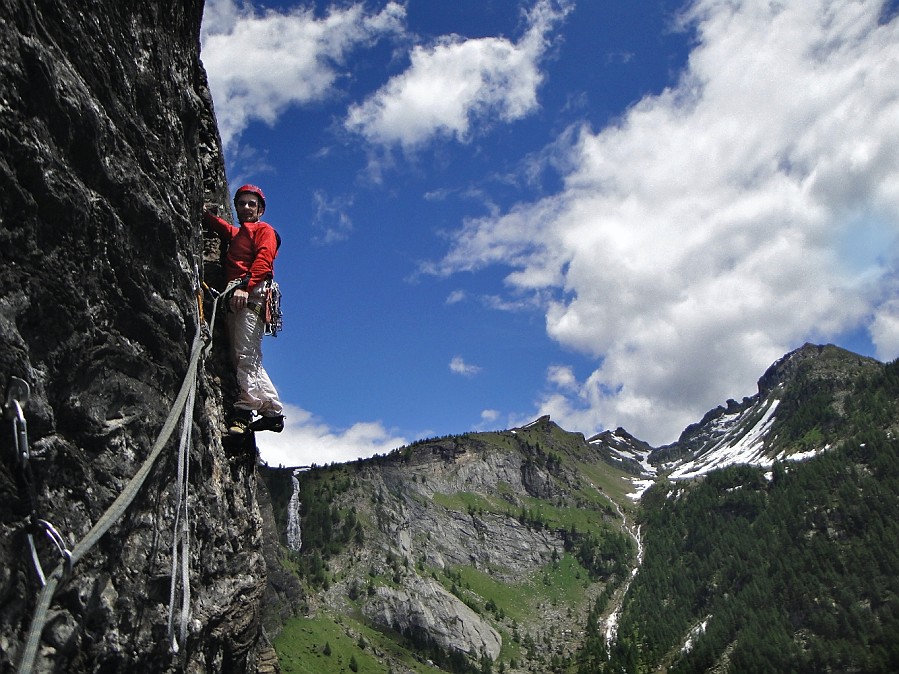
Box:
262 341 899 672
646 342 886 480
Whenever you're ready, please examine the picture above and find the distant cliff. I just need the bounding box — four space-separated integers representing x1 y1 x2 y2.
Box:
1 2 270 671
260 418 639 672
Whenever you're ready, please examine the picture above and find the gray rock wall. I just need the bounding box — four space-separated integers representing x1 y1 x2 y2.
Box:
363 576 501 661
1 1 267 671
310 443 572 661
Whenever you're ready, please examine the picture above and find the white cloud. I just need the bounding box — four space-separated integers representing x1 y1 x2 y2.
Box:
871 298 899 360
311 189 354 244
546 364 577 391
254 403 407 467
433 0 899 445
446 289 467 304
450 355 483 376
201 0 406 150
344 0 573 149
473 408 502 432
481 409 500 423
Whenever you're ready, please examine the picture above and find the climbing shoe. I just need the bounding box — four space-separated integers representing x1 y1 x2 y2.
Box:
250 414 285 433
228 414 252 436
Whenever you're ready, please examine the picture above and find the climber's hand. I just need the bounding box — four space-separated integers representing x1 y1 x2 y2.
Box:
231 288 249 311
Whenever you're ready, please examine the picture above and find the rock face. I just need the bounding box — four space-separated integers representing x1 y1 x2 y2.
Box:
363 576 501 661
373 443 564 581
300 425 600 666
1 2 268 672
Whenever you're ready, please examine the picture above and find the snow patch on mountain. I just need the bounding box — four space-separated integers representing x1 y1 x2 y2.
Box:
626 478 656 501
667 399 781 479
588 428 657 499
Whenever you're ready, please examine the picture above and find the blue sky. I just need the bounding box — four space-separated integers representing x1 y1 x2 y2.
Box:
201 0 899 467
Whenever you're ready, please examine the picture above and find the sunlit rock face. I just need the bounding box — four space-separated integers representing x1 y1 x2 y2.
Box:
0 2 270 671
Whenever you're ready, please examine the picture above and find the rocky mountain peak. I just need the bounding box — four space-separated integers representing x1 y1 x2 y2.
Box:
652 343 888 480
588 427 655 477
756 342 880 397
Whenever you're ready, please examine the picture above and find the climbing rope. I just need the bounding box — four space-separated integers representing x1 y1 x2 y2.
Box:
167 373 196 653
15 275 241 673
165 266 202 654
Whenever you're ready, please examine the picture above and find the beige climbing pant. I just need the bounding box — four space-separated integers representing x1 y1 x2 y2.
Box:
227 283 284 416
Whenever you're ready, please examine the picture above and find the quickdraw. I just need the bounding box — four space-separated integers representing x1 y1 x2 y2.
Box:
263 280 283 337
4 377 73 587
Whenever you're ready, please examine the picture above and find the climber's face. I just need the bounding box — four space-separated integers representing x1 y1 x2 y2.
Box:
235 195 260 224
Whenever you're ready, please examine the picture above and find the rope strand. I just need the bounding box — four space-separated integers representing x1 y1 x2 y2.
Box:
167 377 196 653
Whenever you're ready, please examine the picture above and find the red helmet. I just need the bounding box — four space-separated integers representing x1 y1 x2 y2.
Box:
234 184 266 214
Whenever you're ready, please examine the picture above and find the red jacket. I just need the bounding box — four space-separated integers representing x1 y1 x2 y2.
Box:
204 211 278 292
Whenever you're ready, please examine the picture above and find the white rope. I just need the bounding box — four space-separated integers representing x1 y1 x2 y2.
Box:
167 376 196 653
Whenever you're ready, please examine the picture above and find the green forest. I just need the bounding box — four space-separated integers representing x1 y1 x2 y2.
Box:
591 430 899 673
578 355 899 673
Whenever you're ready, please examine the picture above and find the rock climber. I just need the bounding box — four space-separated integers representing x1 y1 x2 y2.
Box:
204 184 284 435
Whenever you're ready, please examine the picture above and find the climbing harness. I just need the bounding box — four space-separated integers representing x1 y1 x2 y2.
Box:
202 276 245 341
206 276 282 337
14 272 238 673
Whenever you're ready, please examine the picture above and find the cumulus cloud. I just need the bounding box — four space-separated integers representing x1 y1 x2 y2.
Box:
431 0 899 445
871 298 899 358
473 408 502 432
450 355 483 376
546 364 578 391
201 0 406 150
344 0 573 149
254 403 407 467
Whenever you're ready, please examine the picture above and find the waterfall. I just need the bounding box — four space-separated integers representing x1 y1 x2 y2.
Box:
286 469 302 551
585 481 646 647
